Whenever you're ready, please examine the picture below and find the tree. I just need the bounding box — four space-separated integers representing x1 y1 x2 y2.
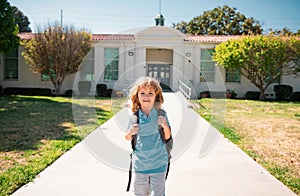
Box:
268 27 300 36
12 6 31 32
0 0 19 54
213 35 300 100
172 21 188 34
183 5 262 35
22 24 92 95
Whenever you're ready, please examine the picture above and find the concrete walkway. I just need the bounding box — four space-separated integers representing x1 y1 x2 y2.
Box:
13 92 295 196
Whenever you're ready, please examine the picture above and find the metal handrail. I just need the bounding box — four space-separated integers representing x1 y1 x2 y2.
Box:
178 80 191 100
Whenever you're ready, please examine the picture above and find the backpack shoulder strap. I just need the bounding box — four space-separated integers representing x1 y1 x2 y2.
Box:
157 108 172 179
127 110 139 192
131 110 138 151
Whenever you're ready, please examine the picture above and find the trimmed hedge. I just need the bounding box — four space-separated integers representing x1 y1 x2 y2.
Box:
3 87 52 96
96 83 108 97
291 92 300 101
199 91 211 99
64 89 73 97
244 91 260 100
274 85 293 100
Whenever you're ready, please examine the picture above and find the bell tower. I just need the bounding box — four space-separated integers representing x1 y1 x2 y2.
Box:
155 0 165 26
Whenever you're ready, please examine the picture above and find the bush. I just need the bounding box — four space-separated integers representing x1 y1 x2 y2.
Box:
245 91 260 100
226 89 237 99
274 85 293 100
3 87 52 96
64 89 73 97
0 85 2 95
96 83 108 97
78 81 91 95
200 91 211 99
291 92 300 101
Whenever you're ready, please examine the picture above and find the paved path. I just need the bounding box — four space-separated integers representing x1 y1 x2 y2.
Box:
13 92 295 196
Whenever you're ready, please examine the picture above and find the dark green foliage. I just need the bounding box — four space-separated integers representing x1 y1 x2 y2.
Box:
291 92 300 101
3 87 52 96
245 91 260 100
0 0 20 54
12 6 31 32
174 5 262 35
274 85 293 100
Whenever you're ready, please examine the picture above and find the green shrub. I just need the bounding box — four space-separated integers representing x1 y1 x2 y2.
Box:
291 92 300 101
274 85 293 100
96 83 108 97
199 91 211 99
226 89 237 99
244 91 260 100
3 88 52 96
64 89 73 97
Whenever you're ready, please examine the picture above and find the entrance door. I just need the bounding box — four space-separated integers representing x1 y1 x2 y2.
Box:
147 64 171 90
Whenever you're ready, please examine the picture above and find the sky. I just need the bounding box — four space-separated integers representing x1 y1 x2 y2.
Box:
8 0 300 34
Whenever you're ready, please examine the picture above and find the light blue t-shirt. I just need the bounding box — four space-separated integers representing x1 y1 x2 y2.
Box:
129 108 169 174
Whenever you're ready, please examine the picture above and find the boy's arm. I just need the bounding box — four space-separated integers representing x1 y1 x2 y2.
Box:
162 123 171 140
125 130 133 141
125 124 138 141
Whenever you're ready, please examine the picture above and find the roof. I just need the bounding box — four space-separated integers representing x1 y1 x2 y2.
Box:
92 34 135 41
185 35 240 43
18 32 239 43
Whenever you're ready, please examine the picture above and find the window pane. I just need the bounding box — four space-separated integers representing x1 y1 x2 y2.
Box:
4 48 18 80
201 62 215 71
201 72 214 82
80 48 94 81
104 48 119 80
105 48 119 59
4 59 18 79
201 49 213 60
200 49 215 82
226 68 240 83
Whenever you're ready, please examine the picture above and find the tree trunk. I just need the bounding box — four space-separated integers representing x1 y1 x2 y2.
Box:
52 79 62 96
55 85 60 96
259 88 265 101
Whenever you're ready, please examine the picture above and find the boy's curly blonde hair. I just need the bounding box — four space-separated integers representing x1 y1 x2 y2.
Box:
129 77 164 112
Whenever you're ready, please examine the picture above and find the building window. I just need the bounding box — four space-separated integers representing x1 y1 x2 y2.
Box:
200 49 215 82
4 48 18 80
42 73 51 81
80 48 94 81
265 65 280 84
41 70 56 81
104 48 119 81
248 66 280 84
226 68 240 83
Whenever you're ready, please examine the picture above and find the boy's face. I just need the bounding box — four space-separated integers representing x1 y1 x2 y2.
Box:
138 86 156 108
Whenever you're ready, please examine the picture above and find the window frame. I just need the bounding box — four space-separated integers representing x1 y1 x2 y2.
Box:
200 49 215 83
104 48 119 81
4 48 19 80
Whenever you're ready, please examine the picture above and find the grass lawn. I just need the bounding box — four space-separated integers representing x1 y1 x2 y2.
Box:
194 98 300 195
0 95 114 195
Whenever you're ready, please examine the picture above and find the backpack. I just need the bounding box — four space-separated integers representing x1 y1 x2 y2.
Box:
126 108 173 192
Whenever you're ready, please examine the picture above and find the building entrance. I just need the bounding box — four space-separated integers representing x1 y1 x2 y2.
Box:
146 64 172 91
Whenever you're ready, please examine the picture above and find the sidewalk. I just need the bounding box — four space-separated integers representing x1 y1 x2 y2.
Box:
13 92 296 196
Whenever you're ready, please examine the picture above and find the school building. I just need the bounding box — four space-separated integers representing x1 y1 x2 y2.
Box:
1 15 299 99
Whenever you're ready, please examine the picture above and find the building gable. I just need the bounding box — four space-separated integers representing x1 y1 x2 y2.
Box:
135 26 185 40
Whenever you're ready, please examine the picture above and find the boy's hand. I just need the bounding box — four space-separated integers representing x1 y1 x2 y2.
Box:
158 116 167 128
129 124 139 135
